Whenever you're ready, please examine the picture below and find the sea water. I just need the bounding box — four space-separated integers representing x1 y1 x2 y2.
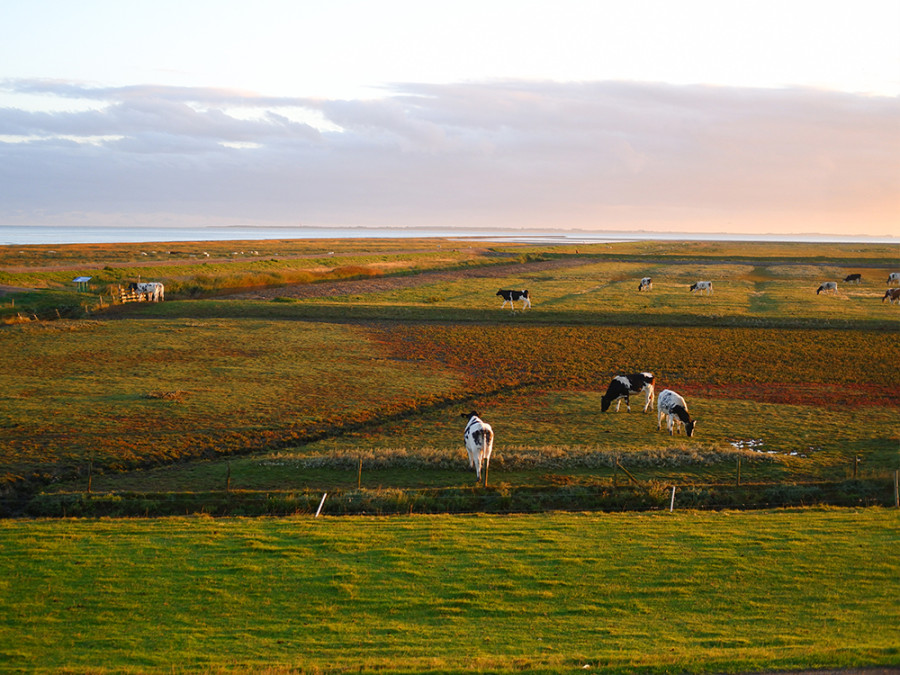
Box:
0 224 896 246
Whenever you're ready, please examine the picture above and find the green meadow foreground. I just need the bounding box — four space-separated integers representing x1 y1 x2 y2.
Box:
0 239 898 673
1 509 898 674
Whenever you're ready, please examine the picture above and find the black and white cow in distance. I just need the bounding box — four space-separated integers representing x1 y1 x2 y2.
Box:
888 273 900 286
816 281 838 295
638 277 652 291
129 281 165 301
657 389 696 437
843 274 862 284
601 372 655 413
883 288 900 304
690 281 712 295
497 289 531 310
461 411 494 484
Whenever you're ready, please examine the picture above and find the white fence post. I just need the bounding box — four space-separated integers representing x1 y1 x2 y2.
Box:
315 492 328 518
669 485 676 512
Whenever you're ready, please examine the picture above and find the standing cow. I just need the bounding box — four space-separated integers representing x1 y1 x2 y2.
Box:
601 372 655 413
843 274 861 284
496 289 531 310
883 288 900 304
888 273 900 286
657 389 696 437
816 282 838 295
690 281 713 295
638 277 652 291
461 411 494 485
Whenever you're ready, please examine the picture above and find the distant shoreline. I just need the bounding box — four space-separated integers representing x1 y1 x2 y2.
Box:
1 224 897 246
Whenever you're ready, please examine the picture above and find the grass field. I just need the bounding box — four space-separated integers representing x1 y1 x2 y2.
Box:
1 509 898 674
1 238 898 673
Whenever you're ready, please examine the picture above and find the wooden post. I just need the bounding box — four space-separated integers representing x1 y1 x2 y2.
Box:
669 485 676 512
894 470 899 509
225 462 231 493
737 457 741 487
615 459 641 487
357 456 362 490
853 456 859 479
483 459 489 488
87 459 93 495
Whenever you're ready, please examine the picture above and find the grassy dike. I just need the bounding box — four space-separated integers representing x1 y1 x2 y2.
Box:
1 508 898 674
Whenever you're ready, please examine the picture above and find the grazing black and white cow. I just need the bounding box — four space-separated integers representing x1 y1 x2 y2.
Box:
461 411 494 484
601 372 655 413
816 282 838 295
883 288 900 304
496 289 531 310
638 277 652 291
843 274 862 284
656 389 696 437
888 273 900 286
690 281 712 295
129 281 165 301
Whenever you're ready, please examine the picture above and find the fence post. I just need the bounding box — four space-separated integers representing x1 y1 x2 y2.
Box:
225 462 231 493
853 456 859 479
87 459 93 495
737 457 741 487
315 493 328 518
669 485 676 512
358 456 362 490
895 470 899 509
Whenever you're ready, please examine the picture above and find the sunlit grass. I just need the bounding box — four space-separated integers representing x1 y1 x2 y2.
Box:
1 509 897 674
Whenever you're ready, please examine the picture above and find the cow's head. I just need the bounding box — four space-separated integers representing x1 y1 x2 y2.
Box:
685 420 697 437
461 410 480 420
600 396 612 412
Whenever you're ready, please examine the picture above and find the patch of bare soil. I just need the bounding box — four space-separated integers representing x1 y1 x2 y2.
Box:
230 258 590 301
0 285 35 296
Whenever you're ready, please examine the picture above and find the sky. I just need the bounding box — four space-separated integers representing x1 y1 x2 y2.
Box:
1 0 898 238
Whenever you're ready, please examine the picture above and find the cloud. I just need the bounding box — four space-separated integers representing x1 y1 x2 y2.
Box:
1 78 897 235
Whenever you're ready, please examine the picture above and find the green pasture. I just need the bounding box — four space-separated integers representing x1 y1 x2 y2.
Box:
68 390 899 496
2 509 898 674
285 258 899 328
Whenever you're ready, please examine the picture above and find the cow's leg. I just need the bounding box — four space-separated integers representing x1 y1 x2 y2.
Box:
657 411 664 431
643 387 653 413
615 398 621 412
625 394 631 413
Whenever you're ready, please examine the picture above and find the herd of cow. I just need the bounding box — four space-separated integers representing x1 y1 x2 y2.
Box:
497 272 900 312
461 372 692 485
473 271 900 484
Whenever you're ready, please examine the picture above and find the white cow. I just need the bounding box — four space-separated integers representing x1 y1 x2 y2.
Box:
129 282 165 302
816 282 838 295
690 281 712 295
888 273 900 286
657 389 696 437
461 411 494 484
638 277 652 291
